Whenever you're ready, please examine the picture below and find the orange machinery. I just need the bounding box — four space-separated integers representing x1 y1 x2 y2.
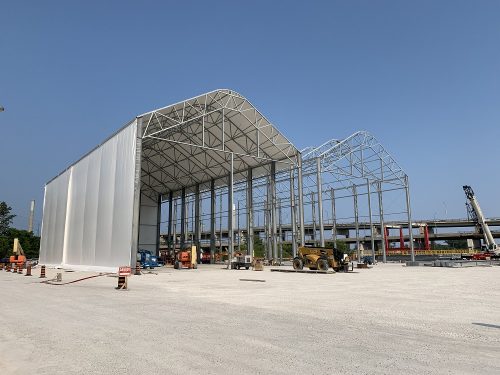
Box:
10 238 26 267
174 246 198 269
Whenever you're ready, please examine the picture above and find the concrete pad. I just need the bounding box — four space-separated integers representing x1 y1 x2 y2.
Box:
0 264 499 374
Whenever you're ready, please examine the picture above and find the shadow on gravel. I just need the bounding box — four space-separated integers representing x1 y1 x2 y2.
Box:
472 322 500 329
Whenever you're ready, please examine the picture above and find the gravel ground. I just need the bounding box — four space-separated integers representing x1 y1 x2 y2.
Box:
0 263 499 375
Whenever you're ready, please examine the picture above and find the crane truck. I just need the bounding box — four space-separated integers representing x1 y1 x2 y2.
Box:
463 185 499 260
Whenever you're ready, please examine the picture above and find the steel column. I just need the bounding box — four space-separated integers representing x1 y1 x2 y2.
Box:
289 167 297 257
246 168 254 256
195 184 201 263
316 157 325 247
353 185 361 262
311 192 316 243
405 175 415 262
278 199 283 264
271 161 278 261
180 188 186 249
227 153 234 269
156 194 162 257
297 155 305 246
167 191 173 252
210 180 216 264
377 181 386 263
172 199 178 252
366 180 376 262
331 188 337 246
237 200 240 252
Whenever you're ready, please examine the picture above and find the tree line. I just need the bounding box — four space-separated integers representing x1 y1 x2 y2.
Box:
0 201 40 259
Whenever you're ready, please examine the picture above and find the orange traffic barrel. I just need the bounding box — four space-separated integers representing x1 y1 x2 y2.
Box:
40 265 46 278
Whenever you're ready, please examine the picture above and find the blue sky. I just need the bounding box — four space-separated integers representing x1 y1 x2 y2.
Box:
1 1 500 231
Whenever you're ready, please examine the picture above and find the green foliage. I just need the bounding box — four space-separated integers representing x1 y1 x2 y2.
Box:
430 239 468 250
281 243 293 258
0 228 40 259
444 239 468 249
325 240 351 254
253 235 265 258
0 201 16 235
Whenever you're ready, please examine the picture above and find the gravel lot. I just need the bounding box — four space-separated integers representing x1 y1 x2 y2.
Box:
0 263 499 374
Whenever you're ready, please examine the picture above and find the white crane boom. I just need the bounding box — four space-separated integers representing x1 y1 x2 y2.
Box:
463 185 498 254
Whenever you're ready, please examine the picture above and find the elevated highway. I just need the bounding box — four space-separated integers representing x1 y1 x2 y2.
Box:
161 217 499 252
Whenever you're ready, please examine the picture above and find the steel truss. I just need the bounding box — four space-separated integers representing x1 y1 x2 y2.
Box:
142 90 415 264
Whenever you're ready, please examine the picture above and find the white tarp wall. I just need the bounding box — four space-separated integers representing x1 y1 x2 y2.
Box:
40 120 139 271
39 169 71 265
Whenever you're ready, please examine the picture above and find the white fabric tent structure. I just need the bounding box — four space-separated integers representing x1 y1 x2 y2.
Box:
39 89 299 271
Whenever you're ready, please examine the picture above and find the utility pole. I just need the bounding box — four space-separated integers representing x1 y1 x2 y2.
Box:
28 200 35 233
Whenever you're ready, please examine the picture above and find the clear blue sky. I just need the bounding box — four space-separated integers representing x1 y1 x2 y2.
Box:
1 0 500 231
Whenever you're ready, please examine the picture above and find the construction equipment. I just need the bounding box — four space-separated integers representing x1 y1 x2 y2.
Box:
463 185 499 259
174 246 198 269
201 252 211 264
9 238 26 268
230 253 252 270
293 246 349 272
137 249 161 269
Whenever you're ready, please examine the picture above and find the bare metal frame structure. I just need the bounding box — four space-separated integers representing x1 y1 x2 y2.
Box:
151 91 415 264
139 89 301 265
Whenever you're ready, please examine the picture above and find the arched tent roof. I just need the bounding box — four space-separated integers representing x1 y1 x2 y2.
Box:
139 89 300 199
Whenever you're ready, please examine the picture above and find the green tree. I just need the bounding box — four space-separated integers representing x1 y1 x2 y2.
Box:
0 228 40 259
0 201 16 235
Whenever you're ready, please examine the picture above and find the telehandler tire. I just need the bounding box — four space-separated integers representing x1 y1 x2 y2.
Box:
317 259 329 271
292 258 303 270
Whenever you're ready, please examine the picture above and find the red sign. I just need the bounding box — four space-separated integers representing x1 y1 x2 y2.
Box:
118 266 131 276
